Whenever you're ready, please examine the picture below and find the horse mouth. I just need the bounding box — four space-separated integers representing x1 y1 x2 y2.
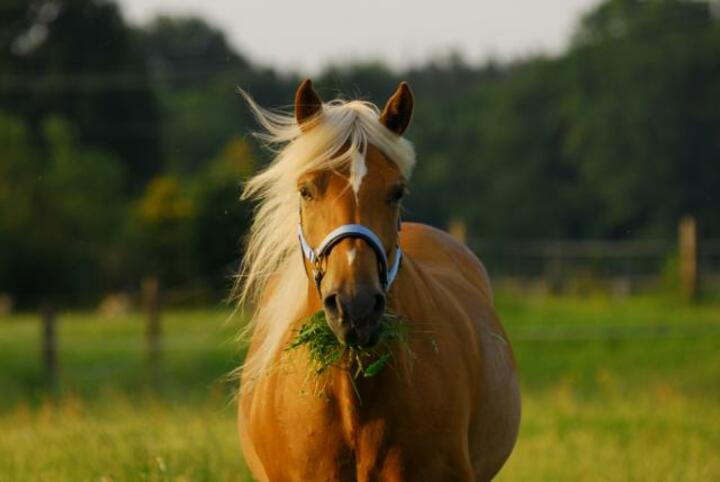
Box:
326 314 382 348
341 323 381 348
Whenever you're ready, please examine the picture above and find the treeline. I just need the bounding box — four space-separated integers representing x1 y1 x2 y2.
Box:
1 0 719 306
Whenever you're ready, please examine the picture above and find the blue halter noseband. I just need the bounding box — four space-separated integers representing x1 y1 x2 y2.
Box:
297 219 403 293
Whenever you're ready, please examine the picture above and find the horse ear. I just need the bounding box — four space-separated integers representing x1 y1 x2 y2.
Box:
295 79 323 128
379 81 413 135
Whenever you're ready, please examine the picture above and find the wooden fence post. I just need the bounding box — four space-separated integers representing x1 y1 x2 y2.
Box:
141 276 161 384
678 216 699 301
41 305 58 392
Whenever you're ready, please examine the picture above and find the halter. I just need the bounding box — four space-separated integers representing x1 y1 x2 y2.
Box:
297 217 403 294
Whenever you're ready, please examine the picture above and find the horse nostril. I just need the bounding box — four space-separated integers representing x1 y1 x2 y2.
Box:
373 293 386 315
323 293 340 318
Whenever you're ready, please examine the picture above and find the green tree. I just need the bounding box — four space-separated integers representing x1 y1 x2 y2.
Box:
135 16 295 174
189 137 254 296
0 113 126 305
134 176 195 287
566 0 720 237
0 0 160 188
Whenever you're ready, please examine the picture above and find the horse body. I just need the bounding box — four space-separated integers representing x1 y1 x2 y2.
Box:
239 223 520 481
236 80 520 481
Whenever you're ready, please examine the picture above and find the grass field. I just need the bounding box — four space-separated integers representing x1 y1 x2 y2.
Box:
1 295 719 481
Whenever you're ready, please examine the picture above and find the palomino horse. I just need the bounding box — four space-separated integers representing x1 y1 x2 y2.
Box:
236 80 520 481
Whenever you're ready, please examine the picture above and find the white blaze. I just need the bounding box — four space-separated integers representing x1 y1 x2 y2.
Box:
347 248 357 266
349 150 367 198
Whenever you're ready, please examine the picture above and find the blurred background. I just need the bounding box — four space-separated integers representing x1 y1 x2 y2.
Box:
1 0 719 480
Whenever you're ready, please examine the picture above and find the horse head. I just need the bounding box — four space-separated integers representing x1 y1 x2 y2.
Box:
294 79 413 347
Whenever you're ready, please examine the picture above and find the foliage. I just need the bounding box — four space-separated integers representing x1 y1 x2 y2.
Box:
188 137 255 294
1 0 720 306
287 310 409 380
1 297 719 480
0 113 126 304
137 15 250 90
0 398 250 482
134 15 296 174
133 176 195 284
0 0 160 187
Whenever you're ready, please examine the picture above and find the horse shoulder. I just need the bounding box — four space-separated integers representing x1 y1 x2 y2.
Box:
399 222 493 305
397 222 520 479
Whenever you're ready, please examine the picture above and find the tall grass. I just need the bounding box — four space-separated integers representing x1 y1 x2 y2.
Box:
1 296 719 481
0 396 250 482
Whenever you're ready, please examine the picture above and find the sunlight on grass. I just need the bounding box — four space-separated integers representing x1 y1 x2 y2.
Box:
1 296 719 481
0 396 250 482
498 381 720 481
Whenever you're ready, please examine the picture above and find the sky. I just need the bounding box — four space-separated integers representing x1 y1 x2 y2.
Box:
118 0 601 74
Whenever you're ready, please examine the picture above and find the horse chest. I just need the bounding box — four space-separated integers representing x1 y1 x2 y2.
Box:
246 360 482 482
246 370 453 481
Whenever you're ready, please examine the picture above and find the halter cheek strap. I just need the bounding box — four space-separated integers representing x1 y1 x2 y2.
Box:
297 222 403 293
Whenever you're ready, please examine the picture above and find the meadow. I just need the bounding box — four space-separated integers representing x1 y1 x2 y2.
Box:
1 295 719 481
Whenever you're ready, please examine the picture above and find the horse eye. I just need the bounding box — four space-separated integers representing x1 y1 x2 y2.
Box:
299 186 313 201
388 185 406 204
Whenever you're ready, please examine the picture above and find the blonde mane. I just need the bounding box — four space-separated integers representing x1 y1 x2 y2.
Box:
235 89 416 384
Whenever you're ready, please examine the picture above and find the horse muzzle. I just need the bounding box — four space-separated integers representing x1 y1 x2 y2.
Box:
323 286 386 347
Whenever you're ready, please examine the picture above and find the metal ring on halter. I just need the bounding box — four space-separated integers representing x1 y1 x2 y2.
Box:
297 222 403 293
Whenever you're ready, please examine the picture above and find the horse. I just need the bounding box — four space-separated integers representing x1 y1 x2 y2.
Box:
235 79 520 481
